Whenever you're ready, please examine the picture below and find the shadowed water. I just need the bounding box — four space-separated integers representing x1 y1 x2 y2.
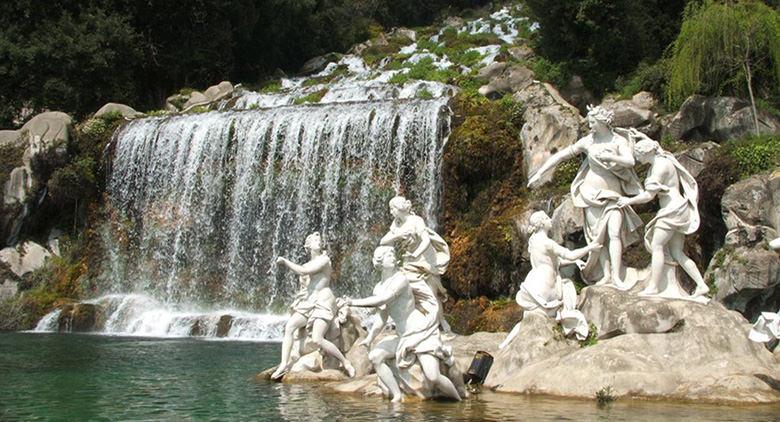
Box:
1 333 778 421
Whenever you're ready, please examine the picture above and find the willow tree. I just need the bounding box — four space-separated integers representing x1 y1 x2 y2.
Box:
667 0 780 135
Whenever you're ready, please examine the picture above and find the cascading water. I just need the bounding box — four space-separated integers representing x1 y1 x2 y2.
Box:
34 90 452 339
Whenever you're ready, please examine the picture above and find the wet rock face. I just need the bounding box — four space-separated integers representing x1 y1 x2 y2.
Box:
216 315 233 337
707 171 780 322
662 95 780 142
58 303 106 332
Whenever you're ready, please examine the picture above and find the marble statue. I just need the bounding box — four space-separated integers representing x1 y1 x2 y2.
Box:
380 196 452 334
771 237 780 251
617 131 709 302
499 211 600 349
344 246 462 402
271 232 355 380
528 105 643 290
749 309 780 346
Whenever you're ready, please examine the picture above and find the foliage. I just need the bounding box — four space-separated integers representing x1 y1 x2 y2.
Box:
293 89 328 105
666 1 780 109
721 135 780 178
389 57 459 84
0 141 25 189
595 385 615 405
0 0 491 127
532 58 570 88
579 323 599 347
524 0 687 95
617 59 668 100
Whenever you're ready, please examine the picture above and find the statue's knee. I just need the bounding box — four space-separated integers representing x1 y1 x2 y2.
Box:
368 349 385 366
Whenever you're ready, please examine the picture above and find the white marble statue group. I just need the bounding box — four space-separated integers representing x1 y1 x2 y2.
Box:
270 104 714 400
272 196 463 402
500 105 711 349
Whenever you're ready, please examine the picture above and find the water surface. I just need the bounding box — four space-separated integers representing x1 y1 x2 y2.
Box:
1 333 777 421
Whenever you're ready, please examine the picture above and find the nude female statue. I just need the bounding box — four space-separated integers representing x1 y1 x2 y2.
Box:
271 232 355 380
344 246 462 402
499 211 600 349
528 105 643 289
616 133 709 299
379 196 451 333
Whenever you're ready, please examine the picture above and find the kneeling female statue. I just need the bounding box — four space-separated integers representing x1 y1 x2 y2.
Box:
343 246 463 402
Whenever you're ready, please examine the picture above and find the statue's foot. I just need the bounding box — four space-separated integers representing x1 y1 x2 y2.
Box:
270 365 288 381
390 395 404 403
639 288 659 296
344 361 356 378
595 275 611 286
692 284 710 298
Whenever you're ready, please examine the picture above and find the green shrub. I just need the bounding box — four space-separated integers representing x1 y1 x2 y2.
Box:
617 60 667 100
722 135 780 179
532 57 569 88
293 89 328 105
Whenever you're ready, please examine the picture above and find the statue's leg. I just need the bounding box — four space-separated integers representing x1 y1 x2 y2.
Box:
606 210 624 287
669 233 709 297
418 353 462 401
644 228 674 295
499 321 522 349
272 313 308 379
311 318 355 377
585 207 610 285
369 348 402 402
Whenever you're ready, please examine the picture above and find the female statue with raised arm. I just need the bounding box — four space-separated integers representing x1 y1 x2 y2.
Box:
344 246 462 402
271 232 355 380
379 196 451 332
616 132 709 299
528 105 643 288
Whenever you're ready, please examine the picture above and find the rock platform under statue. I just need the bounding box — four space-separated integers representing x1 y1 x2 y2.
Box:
258 287 780 404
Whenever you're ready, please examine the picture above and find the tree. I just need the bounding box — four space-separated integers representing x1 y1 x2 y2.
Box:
667 0 780 134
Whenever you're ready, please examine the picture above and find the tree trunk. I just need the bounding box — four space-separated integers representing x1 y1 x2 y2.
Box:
744 61 760 137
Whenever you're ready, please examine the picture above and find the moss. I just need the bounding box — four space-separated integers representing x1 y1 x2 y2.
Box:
260 82 282 93
416 88 434 99
389 57 459 84
441 90 527 298
444 296 523 334
302 66 348 87
579 323 599 347
293 89 328 105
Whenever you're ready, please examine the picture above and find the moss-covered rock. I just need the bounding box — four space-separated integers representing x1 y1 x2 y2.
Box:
444 296 522 334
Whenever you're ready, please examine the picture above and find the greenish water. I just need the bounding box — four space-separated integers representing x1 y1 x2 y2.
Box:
1 333 778 421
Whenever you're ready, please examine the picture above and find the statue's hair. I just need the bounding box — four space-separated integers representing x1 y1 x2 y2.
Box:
529 210 550 233
304 232 322 250
389 196 412 213
372 245 397 268
586 104 614 126
634 138 661 156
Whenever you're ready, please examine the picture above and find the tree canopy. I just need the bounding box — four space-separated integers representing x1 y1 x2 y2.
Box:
0 0 489 127
666 0 780 114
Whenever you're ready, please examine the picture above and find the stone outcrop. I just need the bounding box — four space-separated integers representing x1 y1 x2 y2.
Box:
0 241 51 277
662 95 780 142
476 63 534 99
558 75 595 114
58 303 106 332
181 81 235 111
601 93 660 138
674 141 720 178
485 287 780 403
514 82 583 183
299 53 343 75
94 102 141 119
1 111 73 245
706 171 780 321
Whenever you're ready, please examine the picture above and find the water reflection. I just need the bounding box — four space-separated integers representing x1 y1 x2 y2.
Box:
1 333 778 422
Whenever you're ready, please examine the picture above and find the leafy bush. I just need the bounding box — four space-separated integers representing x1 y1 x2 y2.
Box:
722 135 780 179
532 58 570 88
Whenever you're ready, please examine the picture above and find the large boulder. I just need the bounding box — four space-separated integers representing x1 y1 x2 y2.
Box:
662 95 780 142
299 53 342 75
94 102 141 119
558 75 595 114
57 303 106 332
707 171 780 321
514 82 584 183
486 287 780 403
477 64 534 99
0 241 51 277
602 97 659 138
674 141 720 179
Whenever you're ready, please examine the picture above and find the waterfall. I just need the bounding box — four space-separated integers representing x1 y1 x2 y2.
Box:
102 98 451 314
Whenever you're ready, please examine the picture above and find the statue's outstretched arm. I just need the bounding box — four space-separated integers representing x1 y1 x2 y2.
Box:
528 141 584 187
349 278 406 308
277 255 329 275
361 310 388 346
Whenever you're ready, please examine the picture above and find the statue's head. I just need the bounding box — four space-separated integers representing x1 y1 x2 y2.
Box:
529 210 552 233
372 245 398 269
388 196 412 218
304 232 323 252
633 138 660 164
586 105 614 129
